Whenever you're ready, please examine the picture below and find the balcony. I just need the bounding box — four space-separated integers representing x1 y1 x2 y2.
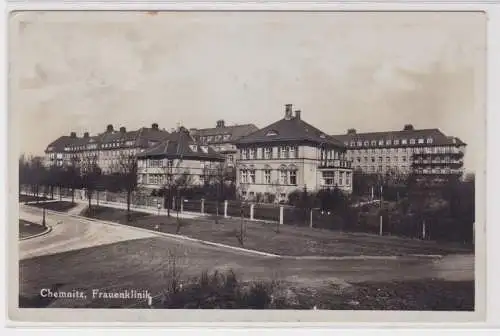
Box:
318 160 352 169
412 160 463 169
412 151 464 158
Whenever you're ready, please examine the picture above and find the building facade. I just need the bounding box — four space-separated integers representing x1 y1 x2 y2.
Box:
136 127 225 191
189 120 258 167
235 104 353 202
332 125 466 177
44 123 170 174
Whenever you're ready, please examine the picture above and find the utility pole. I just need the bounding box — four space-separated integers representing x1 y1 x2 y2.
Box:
379 184 383 236
42 203 46 228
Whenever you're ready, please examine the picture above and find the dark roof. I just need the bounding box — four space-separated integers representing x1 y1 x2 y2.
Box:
191 124 259 144
45 126 170 153
332 128 467 148
235 116 345 147
137 128 225 161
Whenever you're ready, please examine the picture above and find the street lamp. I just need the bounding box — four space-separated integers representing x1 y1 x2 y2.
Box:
157 201 161 216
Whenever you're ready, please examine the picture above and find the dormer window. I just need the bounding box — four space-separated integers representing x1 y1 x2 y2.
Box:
320 134 326 139
402 139 408 145
364 141 369 146
201 146 208 153
410 139 416 145
350 141 355 147
344 142 348 146
394 139 400 145
266 130 279 137
418 138 424 144
223 134 230 141
371 140 376 146
189 145 198 152
357 141 362 147
386 140 391 145
427 138 433 144
378 140 384 146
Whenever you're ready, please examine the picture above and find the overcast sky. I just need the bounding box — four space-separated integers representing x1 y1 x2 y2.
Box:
10 11 485 171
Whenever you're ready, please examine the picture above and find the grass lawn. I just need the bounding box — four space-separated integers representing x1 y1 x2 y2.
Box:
19 220 46 239
19 234 473 309
19 194 49 203
29 201 78 212
81 206 472 257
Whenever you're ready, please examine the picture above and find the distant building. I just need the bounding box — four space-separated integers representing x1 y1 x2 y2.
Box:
189 120 258 167
235 104 353 202
136 127 225 191
44 123 170 173
332 125 466 177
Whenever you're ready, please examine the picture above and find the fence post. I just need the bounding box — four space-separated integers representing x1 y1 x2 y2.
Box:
279 206 284 225
309 209 313 228
180 197 184 213
201 198 205 214
250 203 255 220
172 196 176 210
379 215 383 236
422 220 426 240
224 200 228 218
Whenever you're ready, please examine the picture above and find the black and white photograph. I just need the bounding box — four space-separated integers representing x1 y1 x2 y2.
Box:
8 10 485 322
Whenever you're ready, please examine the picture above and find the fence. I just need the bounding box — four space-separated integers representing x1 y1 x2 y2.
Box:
18 186 472 243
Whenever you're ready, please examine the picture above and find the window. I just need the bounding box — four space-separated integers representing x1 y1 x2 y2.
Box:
280 169 288 184
227 154 234 163
223 134 230 141
418 138 424 144
371 140 377 146
281 146 288 158
364 156 368 162
371 157 375 162
266 130 278 137
350 141 355 147
322 171 334 186
240 169 248 183
265 147 272 159
290 146 298 158
410 139 416 145
394 139 400 145
249 169 256 183
357 157 361 162
242 191 247 198
386 156 390 162
402 139 408 145
264 169 271 184
289 170 297 185
250 148 257 159
386 140 392 145
346 172 351 186
364 141 369 146
339 171 344 186
378 140 384 146
379 156 383 162
357 141 362 147
427 137 433 144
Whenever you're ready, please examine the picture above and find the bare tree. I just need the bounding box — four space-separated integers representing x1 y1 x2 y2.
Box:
81 154 102 213
269 178 284 204
115 153 138 221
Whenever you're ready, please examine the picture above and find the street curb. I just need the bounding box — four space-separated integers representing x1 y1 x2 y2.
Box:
19 225 52 241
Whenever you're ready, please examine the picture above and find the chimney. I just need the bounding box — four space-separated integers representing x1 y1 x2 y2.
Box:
83 132 90 138
284 104 293 120
70 132 77 138
120 126 126 133
216 120 225 128
294 110 301 120
347 128 356 135
152 123 159 130
403 124 414 131
106 124 114 132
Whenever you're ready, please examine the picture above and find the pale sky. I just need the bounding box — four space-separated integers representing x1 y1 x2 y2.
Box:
9 11 486 171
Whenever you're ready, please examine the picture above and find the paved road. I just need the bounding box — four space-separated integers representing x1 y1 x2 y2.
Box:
18 205 474 308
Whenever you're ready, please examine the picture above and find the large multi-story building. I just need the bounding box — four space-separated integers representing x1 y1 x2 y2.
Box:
136 127 225 191
332 125 466 177
234 104 353 202
44 123 170 173
189 120 258 167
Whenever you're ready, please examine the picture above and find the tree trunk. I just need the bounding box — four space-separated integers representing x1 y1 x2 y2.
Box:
127 190 131 221
88 190 92 212
71 188 75 204
51 185 54 199
97 191 100 206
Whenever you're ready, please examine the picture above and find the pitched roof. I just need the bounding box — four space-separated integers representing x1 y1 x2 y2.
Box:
191 124 259 144
137 128 225 161
332 127 467 148
235 116 345 147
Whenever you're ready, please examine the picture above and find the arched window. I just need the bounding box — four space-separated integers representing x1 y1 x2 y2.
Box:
288 164 298 185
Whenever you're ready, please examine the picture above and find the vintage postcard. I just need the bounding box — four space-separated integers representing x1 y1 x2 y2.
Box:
7 9 486 324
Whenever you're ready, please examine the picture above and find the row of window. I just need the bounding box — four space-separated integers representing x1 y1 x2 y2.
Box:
138 159 175 168
240 169 298 186
352 156 462 164
321 171 352 187
241 146 299 160
347 146 462 155
197 134 231 144
345 137 434 148
320 149 346 161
